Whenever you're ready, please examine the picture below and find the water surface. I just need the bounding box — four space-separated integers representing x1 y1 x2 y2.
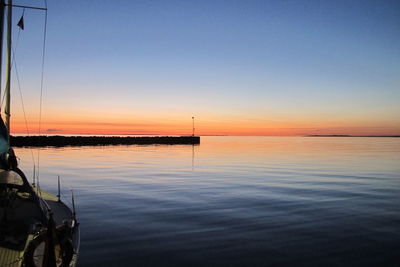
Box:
15 137 400 266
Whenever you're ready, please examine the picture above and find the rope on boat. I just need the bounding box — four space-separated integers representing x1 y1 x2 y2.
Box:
2 256 23 266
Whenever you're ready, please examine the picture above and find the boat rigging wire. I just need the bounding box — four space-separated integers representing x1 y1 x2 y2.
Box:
13 47 36 146
59 175 74 207
2 0 48 191
1 8 37 171
13 47 37 166
9 9 37 169
36 0 47 196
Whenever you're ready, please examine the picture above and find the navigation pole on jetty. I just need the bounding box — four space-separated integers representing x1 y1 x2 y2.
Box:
192 116 195 136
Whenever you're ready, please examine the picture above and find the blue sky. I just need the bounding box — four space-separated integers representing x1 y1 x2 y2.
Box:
7 0 400 135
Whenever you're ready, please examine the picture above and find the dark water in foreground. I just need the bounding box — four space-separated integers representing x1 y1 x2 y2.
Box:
16 137 400 266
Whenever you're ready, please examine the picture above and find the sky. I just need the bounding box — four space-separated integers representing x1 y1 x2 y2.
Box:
4 0 400 136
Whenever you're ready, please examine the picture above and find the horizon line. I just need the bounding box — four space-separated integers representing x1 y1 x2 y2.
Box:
11 134 400 138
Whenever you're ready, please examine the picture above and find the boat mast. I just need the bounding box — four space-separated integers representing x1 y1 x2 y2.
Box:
4 0 11 140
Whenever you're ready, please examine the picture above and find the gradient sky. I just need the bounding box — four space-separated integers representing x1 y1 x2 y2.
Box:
5 0 400 135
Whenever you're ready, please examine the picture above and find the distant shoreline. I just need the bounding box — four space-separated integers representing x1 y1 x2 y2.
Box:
306 135 400 138
11 135 200 147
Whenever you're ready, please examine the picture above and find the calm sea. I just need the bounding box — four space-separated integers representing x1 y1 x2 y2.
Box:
15 137 400 266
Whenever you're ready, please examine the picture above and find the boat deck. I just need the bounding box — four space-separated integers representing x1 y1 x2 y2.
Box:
34 187 74 226
0 236 33 267
0 188 74 267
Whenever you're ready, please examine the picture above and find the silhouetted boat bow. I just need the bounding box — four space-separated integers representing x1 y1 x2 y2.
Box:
0 1 80 266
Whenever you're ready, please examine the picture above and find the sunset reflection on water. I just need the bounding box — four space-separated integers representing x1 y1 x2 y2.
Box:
14 137 400 266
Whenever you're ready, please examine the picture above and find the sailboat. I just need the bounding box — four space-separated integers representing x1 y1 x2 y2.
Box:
0 1 80 266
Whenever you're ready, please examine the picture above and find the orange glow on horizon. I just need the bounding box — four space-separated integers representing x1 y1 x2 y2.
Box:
9 114 400 136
